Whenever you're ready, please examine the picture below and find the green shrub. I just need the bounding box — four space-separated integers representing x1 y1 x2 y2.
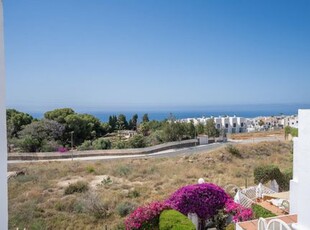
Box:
116 202 136 217
128 134 147 148
64 181 89 195
113 140 127 149
93 138 111 150
285 126 298 138
128 189 140 198
252 204 276 218
226 144 242 158
101 176 113 185
17 135 41 152
226 223 235 230
159 210 196 230
86 165 95 173
254 165 291 191
77 140 94 151
40 140 59 152
283 168 293 189
115 165 131 176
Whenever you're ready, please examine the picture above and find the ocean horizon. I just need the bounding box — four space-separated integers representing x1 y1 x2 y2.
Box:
25 104 309 122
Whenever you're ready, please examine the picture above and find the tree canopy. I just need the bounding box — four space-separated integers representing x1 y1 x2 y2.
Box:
6 109 33 138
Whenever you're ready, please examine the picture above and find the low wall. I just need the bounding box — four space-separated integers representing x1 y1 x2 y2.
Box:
8 139 199 161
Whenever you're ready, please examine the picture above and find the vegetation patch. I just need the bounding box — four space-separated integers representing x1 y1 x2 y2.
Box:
159 210 196 230
254 165 292 191
252 204 276 218
8 141 292 229
116 202 136 217
64 181 89 195
226 144 242 158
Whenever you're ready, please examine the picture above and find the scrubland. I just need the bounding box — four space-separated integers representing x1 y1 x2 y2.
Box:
8 141 292 230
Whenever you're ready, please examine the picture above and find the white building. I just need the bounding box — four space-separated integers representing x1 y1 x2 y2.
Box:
279 115 299 129
180 116 247 134
289 110 310 229
236 110 310 230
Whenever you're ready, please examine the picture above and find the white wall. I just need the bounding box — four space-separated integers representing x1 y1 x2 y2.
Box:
290 110 310 230
0 0 8 228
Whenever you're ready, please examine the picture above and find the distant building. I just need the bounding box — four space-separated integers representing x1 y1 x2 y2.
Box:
179 116 247 134
279 115 298 129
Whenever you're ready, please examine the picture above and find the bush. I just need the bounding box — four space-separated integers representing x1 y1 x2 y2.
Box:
115 165 131 176
159 210 196 230
101 176 113 185
125 201 169 230
17 135 41 152
40 140 59 152
128 189 140 198
113 140 127 149
86 165 95 173
116 202 136 217
64 181 89 195
83 192 111 219
226 223 235 230
285 126 298 138
146 130 164 146
252 204 276 218
226 145 242 158
166 183 229 220
254 165 291 191
77 140 94 151
128 134 147 148
93 138 111 150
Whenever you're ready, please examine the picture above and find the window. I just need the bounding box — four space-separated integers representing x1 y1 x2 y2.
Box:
225 123 228 128
233 123 236 128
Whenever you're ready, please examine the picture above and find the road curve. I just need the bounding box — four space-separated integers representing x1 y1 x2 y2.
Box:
8 136 283 164
8 143 227 164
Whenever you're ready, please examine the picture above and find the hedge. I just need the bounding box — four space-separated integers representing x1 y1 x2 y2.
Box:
159 210 196 230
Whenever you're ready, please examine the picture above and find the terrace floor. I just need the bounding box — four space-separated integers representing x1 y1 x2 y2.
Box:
237 214 297 230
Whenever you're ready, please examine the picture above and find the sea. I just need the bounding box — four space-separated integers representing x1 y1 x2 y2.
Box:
28 104 309 122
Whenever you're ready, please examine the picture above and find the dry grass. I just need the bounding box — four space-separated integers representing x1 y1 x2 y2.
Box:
8 141 293 230
228 129 284 140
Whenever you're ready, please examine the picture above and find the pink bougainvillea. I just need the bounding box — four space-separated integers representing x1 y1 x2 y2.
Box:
225 199 253 222
125 201 169 230
165 183 229 220
125 183 253 229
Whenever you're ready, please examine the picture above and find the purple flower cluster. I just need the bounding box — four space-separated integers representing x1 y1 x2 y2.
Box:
58 147 68 153
225 199 253 222
125 201 169 230
165 183 229 220
125 183 253 229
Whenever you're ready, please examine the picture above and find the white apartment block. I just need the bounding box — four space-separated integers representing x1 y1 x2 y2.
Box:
279 115 299 129
180 116 247 134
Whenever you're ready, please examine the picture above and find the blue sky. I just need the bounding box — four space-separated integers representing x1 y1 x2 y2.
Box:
4 0 310 112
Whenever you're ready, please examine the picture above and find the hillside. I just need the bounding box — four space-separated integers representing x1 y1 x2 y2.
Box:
8 141 293 230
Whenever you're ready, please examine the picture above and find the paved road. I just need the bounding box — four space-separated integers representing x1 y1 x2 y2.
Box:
8 143 227 164
8 136 283 164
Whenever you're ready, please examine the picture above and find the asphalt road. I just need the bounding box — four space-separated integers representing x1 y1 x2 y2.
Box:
8 136 283 164
8 143 227 164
